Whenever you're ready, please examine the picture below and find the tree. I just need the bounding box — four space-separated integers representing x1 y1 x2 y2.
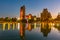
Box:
41 8 52 22
55 13 60 21
11 17 17 22
4 17 10 22
0 17 4 22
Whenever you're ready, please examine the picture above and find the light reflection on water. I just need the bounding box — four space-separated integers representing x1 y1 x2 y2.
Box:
0 22 60 40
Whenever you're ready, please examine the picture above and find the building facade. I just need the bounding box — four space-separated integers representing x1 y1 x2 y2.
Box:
20 5 25 20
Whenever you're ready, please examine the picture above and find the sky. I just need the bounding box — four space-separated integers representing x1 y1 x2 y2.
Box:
0 0 60 18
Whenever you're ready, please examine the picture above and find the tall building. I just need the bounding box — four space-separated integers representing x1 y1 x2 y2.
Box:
20 5 25 20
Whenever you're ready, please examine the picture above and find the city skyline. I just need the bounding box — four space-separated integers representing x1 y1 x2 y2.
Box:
0 0 60 18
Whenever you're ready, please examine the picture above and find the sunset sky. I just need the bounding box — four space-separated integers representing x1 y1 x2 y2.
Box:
0 0 60 18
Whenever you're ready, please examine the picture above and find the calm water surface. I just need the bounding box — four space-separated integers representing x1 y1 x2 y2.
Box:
0 22 60 40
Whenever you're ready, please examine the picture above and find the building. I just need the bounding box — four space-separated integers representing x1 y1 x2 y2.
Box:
28 14 32 20
25 15 29 19
20 5 25 20
25 14 32 20
25 14 32 22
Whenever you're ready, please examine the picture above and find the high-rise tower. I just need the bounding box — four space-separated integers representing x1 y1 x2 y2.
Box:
20 5 25 20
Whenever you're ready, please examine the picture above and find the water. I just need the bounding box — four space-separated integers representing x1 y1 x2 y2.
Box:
0 22 60 40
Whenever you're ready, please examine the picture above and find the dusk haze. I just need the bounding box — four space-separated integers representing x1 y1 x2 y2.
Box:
0 0 60 18
0 0 60 40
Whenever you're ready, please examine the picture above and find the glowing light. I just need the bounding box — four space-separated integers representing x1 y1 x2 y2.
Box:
34 23 36 29
17 17 20 20
57 24 59 26
13 24 15 30
8 23 10 30
34 18 36 21
29 16 31 19
52 23 55 26
18 23 20 30
28 23 31 30
3 23 5 31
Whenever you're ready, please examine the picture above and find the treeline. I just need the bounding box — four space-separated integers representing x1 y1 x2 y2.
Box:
0 17 18 22
26 8 60 23
40 8 60 22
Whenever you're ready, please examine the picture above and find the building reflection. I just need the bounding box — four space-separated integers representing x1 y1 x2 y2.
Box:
20 23 26 40
26 23 34 31
1 22 60 39
26 22 41 31
27 23 32 31
41 23 51 37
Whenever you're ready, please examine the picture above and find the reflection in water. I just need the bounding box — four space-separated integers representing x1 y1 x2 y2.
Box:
26 22 52 37
0 23 17 31
20 23 26 40
3 23 5 30
54 23 60 32
26 22 51 37
41 23 51 37
18 23 20 30
34 23 36 29
27 23 34 31
27 23 32 31
0 22 60 40
8 23 10 30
